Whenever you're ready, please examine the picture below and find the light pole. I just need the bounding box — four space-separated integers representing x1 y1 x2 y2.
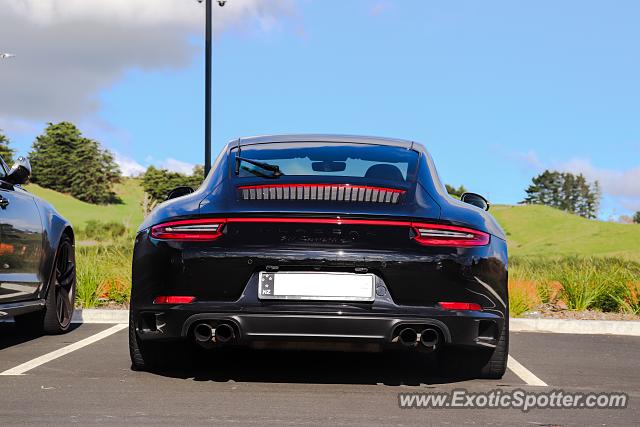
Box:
198 0 227 178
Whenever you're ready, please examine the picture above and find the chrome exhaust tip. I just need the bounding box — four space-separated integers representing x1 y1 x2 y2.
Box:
193 323 215 343
419 328 439 351
397 328 418 347
214 323 235 343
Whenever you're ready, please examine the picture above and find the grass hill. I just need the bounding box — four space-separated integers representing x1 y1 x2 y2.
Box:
27 179 640 260
27 178 145 230
492 205 640 261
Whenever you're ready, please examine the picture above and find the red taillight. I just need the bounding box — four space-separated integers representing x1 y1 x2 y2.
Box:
153 296 196 304
149 217 489 247
439 302 482 311
151 219 226 241
412 223 490 247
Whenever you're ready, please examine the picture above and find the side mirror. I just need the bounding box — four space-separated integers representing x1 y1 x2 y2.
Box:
5 156 31 186
460 192 490 211
167 186 194 200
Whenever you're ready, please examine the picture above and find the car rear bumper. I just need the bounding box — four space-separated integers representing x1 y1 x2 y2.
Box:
133 303 505 350
132 262 507 351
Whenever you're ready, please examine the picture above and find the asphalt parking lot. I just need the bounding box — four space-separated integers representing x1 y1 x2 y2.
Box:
0 322 638 425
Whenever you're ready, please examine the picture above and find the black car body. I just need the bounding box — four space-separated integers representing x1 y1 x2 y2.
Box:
0 156 76 334
130 135 508 378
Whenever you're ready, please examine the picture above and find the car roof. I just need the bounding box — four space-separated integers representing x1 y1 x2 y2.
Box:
225 134 426 152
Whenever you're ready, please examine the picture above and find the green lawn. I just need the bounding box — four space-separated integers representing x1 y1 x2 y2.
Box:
26 179 640 261
27 178 145 230
26 180 640 311
492 204 640 261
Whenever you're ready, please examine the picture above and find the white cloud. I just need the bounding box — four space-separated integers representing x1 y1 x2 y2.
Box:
159 158 197 175
511 150 543 171
114 152 146 177
5 0 298 30
5 0 201 26
116 153 198 176
558 158 640 211
512 149 640 212
0 0 299 123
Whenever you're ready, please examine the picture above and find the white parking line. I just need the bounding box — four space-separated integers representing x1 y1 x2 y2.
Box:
507 355 548 387
1 322 548 385
0 324 128 376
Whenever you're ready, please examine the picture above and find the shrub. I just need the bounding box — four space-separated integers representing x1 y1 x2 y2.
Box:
141 165 203 204
554 261 606 311
82 220 128 241
508 280 540 316
536 280 562 305
510 256 640 314
75 244 132 308
611 283 640 315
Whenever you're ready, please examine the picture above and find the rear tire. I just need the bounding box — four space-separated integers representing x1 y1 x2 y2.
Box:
43 235 76 334
129 310 157 371
437 318 509 380
15 234 76 335
129 311 191 371
477 317 509 379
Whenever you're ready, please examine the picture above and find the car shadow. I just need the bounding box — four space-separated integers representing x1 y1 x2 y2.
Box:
0 321 81 350
154 347 483 386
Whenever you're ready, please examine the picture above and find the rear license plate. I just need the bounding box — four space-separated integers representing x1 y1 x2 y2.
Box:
258 272 375 301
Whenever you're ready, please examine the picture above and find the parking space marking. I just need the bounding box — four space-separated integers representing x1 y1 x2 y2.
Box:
0 324 127 376
507 355 548 387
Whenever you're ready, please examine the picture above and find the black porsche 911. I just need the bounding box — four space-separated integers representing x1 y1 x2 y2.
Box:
0 156 76 334
130 134 508 378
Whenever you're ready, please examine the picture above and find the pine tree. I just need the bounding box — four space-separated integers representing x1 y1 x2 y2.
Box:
633 211 640 224
523 170 563 207
584 180 601 220
30 122 121 204
522 170 600 219
30 122 82 191
69 139 119 204
142 165 204 204
445 184 467 198
0 130 15 167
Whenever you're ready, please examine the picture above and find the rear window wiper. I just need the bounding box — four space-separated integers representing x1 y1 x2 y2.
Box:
235 156 283 178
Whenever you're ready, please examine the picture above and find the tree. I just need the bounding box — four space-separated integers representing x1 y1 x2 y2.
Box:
522 170 563 207
0 130 15 166
141 165 203 205
69 139 120 204
445 184 467 198
30 122 120 204
522 170 601 219
633 211 640 224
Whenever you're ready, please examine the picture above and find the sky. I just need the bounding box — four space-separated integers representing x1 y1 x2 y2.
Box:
0 0 638 218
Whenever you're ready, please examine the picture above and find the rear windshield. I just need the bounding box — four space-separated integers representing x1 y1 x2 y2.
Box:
234 143 418 183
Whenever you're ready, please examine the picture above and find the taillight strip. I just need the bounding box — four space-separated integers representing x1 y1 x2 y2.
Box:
412 223 490 247
150 217 490 246
226 217 412 226
150 219 225 240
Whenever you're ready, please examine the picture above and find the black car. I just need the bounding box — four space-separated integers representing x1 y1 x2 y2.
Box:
130 135 508 378
0 156 76 334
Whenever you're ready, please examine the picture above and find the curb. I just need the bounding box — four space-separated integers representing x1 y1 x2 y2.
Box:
72 309 640 336
72 309 129 324
510 318 640 336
